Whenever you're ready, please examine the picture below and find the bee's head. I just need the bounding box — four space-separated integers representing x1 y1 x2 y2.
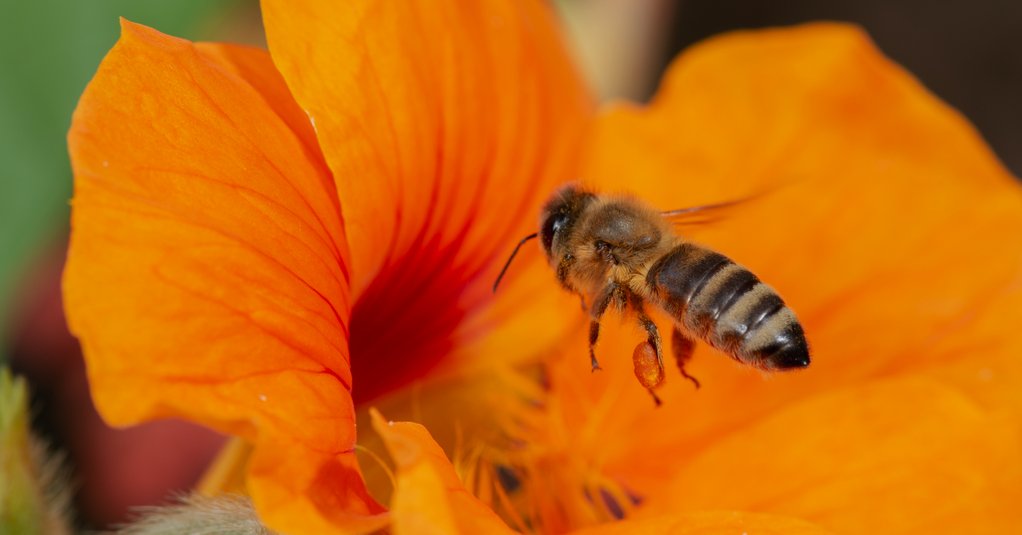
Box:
492 184 597 293
539 184 596 259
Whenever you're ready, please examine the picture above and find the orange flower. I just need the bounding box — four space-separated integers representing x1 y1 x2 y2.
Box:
64 1 1022 534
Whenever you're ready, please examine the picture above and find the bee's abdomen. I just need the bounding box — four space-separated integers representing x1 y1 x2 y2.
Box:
646 243 809 370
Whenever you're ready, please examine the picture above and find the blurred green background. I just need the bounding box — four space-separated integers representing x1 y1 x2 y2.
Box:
0 0 246 351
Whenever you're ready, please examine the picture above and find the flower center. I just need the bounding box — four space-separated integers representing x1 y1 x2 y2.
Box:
479 371 642 533
348 266 469 404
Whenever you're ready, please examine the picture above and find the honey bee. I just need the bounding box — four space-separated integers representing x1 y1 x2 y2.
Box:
494 184 810 404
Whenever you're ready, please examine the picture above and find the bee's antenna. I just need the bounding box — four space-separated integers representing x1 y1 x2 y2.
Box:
492 232 539 293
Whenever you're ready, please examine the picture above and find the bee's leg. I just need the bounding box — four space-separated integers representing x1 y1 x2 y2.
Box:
626 293 666 390
670 326 701 389
588 282 621 372
632 341 665 407
649 390 663 406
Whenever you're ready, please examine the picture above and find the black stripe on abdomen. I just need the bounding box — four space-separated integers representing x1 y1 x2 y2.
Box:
645 243 730 318
647 243 810 370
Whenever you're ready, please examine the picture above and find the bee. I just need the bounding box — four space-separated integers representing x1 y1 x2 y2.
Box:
494 184 810 404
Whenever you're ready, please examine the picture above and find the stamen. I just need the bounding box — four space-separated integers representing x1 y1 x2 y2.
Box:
467 365 643 532
487 462 531 533
353 444 396 493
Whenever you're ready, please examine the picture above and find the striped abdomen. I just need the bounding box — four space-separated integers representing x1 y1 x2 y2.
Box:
645 243 809 370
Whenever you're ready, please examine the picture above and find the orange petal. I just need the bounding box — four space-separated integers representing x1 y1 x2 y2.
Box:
370 410 515 535
584 22 1022 386
573 511 833 535
638 378 1022 533
260 0 594 401
196 437 251 496
569 21 1022 492
65 21 383 532
249 437 388 533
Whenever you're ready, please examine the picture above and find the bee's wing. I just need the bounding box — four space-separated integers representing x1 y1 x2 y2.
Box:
661 196 757 228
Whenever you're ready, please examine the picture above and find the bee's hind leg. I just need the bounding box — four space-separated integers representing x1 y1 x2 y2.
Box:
625 293 667 401
588 282 623 372
670 326 701 389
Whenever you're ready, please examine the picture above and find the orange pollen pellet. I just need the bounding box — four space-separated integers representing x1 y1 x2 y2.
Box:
632 341 664 389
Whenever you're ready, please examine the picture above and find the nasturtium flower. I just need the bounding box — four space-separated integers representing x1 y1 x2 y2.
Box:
65 0 1022 534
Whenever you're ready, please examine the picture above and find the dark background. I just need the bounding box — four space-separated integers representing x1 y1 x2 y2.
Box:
660 0 1022 176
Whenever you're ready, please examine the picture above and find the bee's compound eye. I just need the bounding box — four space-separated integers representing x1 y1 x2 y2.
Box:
541 212 569 254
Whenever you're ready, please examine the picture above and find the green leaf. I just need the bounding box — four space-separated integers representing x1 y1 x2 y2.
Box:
0 367 72 534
